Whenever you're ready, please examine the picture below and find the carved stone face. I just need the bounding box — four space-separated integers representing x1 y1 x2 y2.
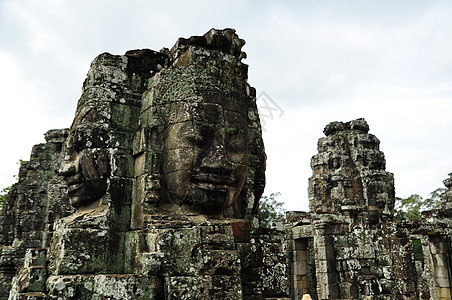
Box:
59 107 111 209
161 102 248 214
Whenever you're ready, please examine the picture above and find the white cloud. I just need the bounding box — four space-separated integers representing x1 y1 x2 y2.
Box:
0 51 42 188
1 0 451 212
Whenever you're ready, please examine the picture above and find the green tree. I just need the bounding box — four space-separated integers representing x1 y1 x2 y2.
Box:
258 192 285 228
394 187 446 220
423 187 445 210
0 186 11 209
0 160 24 209
394 194 423 220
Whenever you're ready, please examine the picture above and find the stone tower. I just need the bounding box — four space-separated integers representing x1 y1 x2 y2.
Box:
308 118 395 224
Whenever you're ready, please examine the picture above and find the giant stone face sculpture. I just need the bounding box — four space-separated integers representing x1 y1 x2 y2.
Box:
58 29 266 219
161 103 249 212
133 28 266 219
59 107 111 209
59 49 168 211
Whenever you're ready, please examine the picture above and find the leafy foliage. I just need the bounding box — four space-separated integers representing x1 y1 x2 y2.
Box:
394 187 446 220
0 160 24 209
258 192 285 228
412 239 424 265
0 186 11 209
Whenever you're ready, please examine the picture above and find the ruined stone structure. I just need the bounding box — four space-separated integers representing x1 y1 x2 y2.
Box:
1 29 451 300
288 119 452 300
0 29 290 299
308 118 395 224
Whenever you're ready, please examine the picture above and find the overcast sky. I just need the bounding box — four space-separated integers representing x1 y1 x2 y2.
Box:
1 0 451 211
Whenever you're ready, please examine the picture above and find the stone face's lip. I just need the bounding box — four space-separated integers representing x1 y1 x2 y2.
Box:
191 181 229 193
67 183 83 195
191 172 234 185
66 173 81 185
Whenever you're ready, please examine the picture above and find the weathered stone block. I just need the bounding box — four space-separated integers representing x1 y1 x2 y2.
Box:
47 274 162 299
211 275 243 300
230 221 251 243
164 276 211 300
157 227 203 276
237 243 260 270
356 243 375 259
124 230 160 274
17 266 46 293
292 225 314 239
294 249 308 262
112 154 135 178
338 282 359 299
436 276 451 288
200 224 235 250
434 266 450 279
435 253 448 267
261 257 290 297
438 286 451 298
430 241 448 254
134 151 150 177
49 227 111 275
48 207 125 275
201 250 241 275
111 103 140 131
109 178 134 206
294 261 308 275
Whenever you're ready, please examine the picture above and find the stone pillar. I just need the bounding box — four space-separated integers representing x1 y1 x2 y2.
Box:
313 222 339 299
428 236 452 300
292 237 317 299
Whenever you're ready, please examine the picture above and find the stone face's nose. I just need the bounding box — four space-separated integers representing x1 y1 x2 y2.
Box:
200 140 234 173
58 133 78 177
58 158 78 177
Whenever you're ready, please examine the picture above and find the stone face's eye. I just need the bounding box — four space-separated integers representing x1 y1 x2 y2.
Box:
165 122 195 150
191 124 215 150
182 131 196 144
224 110 248 161
179 125 195 144
226 128 246 154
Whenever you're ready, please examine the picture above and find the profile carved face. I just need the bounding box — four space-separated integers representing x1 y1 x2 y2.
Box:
160 102 249 214
59 107 111 209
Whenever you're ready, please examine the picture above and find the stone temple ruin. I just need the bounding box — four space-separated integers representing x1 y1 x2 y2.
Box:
0 29 451 299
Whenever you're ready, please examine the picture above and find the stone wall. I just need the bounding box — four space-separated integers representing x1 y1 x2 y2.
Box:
0 129 74 299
